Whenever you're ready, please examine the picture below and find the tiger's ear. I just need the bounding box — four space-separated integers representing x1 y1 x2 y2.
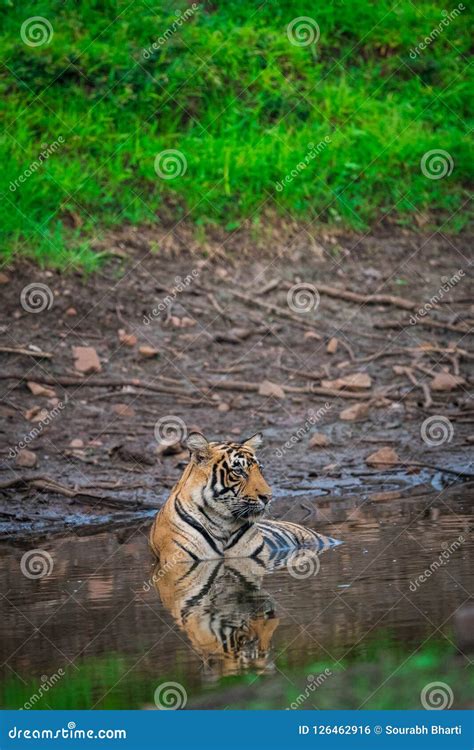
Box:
185 432 211 462
243 432 263 451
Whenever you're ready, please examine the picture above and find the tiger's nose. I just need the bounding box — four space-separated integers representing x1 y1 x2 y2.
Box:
258 494 272 506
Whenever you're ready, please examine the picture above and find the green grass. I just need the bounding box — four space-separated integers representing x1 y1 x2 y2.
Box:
1 637 471 710
0 0 472 267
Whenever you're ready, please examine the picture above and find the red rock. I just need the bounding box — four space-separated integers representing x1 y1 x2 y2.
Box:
72 346 101 374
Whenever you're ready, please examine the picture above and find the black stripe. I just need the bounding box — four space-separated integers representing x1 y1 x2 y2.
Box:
174 540 199 562
259 523 293 550
225 522 252 550
174 497 222 556
180 561 223 621
250 541 265 560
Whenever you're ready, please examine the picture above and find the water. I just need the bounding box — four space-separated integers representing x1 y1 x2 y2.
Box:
1 482 472 710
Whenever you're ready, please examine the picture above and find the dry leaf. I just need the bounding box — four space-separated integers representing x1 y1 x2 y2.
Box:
73 346 101 374
15 449 37 468
309 433 330 448
138 345 159 358
366 446 400 467
0 272 10 284
303 330 322 341
431 372 465 391
339 403 369 421
326 337 339 354
25 406 49 423
27 381 56 398
214 327 252 344
258 380 285 399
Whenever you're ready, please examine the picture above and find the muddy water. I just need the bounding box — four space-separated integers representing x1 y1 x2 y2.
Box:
0 482 472 710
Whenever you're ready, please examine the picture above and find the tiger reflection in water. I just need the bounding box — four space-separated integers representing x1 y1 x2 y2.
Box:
153 549 325 675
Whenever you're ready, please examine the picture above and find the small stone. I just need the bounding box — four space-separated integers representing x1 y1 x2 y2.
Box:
112 403 135 418
431 372 465 391
65 307 77 316
27 381 56 398
70 438 84 449
309 433 330 448
15 449 37 468
118 329 137 347
258 380 285 399
0 272 10 284
366 446 400 468
339 403 369 421
326 337 338 354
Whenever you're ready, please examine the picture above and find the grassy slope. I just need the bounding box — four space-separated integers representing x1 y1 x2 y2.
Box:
0 0 472 268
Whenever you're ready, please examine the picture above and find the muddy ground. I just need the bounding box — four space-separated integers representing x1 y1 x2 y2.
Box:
0 225 472 542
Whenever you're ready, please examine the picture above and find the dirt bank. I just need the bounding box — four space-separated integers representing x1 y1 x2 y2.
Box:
1 226 472 541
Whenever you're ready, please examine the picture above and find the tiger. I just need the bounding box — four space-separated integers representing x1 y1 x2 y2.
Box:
154 557 279 675
149 431 341 565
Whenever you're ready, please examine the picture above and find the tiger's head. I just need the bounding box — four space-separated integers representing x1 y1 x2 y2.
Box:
184 432 272 524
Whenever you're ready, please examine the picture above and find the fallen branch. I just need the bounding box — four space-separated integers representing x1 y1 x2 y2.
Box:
0 346 52 359
375 318 471 334
191 376 377 400
225 289 323 337
283 282 416 311
0 372 194 397
400 462 474 479
0 475 159 507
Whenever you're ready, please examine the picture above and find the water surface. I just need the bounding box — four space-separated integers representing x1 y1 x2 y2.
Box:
1 482 472 709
